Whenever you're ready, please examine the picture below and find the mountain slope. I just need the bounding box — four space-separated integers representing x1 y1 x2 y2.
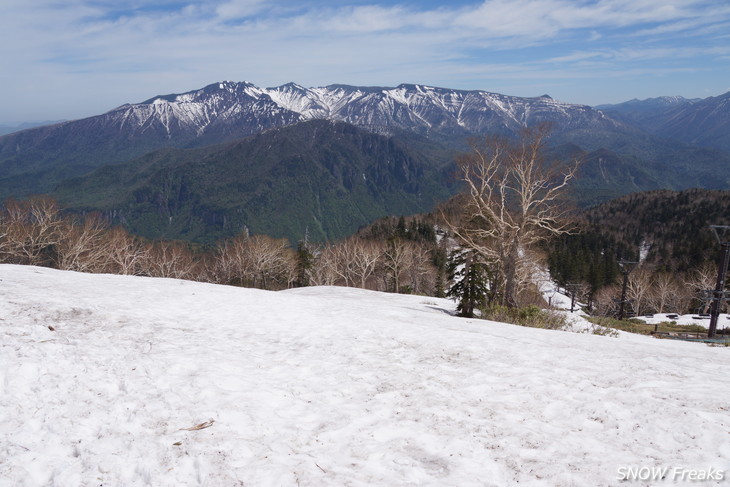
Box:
583 188 730 270
567 141 730 206
52 120 453 243
0 82 304 198
652 92 730 153
597 92 730 153
595 96 697 125
546 189 730 294
51 119 730 244
0 120 66 136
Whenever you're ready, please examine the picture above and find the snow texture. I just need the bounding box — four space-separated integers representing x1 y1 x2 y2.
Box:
1 264 728 486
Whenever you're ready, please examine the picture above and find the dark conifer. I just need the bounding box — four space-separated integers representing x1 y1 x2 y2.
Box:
446 249 490 318
294 237 314 288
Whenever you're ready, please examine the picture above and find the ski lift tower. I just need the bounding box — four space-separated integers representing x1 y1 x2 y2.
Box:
617 260 638 321
708 226 730 338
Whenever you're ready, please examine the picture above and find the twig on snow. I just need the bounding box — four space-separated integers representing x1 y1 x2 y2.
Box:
180 419 215 431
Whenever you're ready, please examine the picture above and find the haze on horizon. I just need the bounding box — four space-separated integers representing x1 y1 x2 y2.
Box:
1 0 728 125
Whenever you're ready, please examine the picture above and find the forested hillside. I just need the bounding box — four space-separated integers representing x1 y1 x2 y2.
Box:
52 120 454 243
547 189 730 315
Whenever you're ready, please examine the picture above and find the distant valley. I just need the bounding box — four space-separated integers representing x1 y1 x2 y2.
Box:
53 120 454 243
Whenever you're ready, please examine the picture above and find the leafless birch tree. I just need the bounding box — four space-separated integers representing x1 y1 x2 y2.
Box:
55 213 111 272
404 244 436 295
650 273 690 314
104 226 149 275
215 234 294 290
446 125 578 307
328 238 384 289
685 262 717 313
349 239 383 289
308 244 340 286
625 268 655 316
382 238 416 293
147 241 196 280
2 197 64 266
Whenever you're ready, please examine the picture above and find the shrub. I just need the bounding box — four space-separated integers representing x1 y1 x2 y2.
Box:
587 316 707 336
481 304 569 330
587 324 620 337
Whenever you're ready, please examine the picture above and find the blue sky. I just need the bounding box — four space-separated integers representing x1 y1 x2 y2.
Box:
1 0 729 125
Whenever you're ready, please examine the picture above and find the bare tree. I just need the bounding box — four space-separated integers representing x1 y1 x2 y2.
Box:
382 238 415 293
0 211 11 261
625 267 655 316
196 252 220 284
686 262 716 293
514 248 553 306
104 226 149 275
147 241 196 280
245 235 294 290
2 197 64 266
328 238 384 289
593 284 621 317
404 243 436 295
446 125 578 307
308 244 340 286
350 239 383 289
214 235 244 284
685 262 717 313
328 239 358 287
650 273 689 314
55 213 111 272
215 234 294 290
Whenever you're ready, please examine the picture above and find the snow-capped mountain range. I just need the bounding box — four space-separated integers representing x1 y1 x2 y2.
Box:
112 80 624 139
0 80 632 196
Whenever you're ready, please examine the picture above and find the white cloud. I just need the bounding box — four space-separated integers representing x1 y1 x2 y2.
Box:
215 0 270 21
1 0 729 122
548 45 730 64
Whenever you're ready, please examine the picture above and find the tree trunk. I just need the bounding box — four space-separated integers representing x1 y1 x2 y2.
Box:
503 240 519 308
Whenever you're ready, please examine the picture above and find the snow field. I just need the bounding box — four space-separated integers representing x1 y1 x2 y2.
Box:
0 264 728 486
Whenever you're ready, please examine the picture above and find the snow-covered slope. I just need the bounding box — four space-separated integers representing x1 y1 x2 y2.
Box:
116 81 304 138
1 264 728 486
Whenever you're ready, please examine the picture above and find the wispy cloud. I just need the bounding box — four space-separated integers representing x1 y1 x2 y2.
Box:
0 0 728 123
215 0 270 21
547 45 730 64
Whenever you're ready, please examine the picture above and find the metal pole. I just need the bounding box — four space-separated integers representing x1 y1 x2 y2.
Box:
616 260 638 321
708 243 730 338
618 270 629 321
565 283 579 313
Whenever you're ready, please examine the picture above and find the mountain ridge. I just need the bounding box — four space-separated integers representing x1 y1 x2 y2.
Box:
0 80 637 200
596 91 730 152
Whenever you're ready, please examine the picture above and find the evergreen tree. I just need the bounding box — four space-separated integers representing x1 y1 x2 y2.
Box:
447 249 490 318
294 238 314 288
432 241 448 298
